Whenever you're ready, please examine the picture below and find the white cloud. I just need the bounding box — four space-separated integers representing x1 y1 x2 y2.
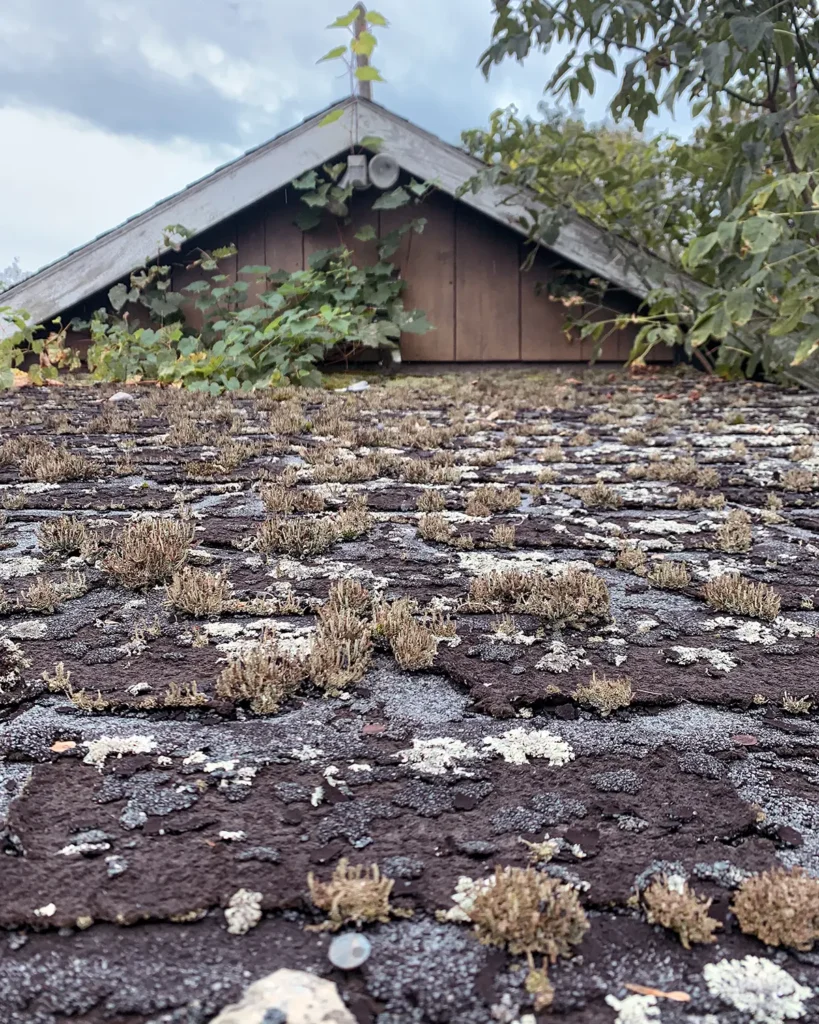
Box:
0 106 235 271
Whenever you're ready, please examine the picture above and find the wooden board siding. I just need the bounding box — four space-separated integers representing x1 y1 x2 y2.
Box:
381 191 456 361
58 184 667 366
520 252 582 362
454 204 521 361
263 191 304 274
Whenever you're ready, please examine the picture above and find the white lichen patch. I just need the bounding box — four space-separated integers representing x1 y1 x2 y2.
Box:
12 482 61 494
202 621 248 641
734 621 778 646
33 903 56 918
483 727 574 767
482 628 538 646
634 519 706 536
290 745 324 763
438 874 495 923
604 994 661 1024
218 830 246 842
224 888 263 935
2 619 48 640
456 549 594 577
697 558 743 581
0 556 43 580
83 735 156 770
0 638 31 688
396 737 481 776
666 646 737 672
58 841 110 856
776 617 817 639
535 640 589 673
703 955 812 1023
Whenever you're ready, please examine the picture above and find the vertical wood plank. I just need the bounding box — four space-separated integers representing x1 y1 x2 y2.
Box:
235 202 267 306
172 220 236 332
455 205 520 361
302 193 379 267
520 251 582 361
264 191 304 274
380 190 455 361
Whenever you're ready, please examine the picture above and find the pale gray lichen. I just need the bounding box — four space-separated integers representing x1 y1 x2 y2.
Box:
535 640 589 673
82 734 156 770
604 994 661 1024
483 727 574 767
666 646 737 672
396 737 481 776
703 956 812 1023
224 888 263 935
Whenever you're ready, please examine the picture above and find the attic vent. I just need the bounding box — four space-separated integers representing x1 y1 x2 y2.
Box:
339 152 400 191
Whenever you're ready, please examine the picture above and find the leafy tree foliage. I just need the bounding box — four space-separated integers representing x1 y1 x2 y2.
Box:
478 1 819 381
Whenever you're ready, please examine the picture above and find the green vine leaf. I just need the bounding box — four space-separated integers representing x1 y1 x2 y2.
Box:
327 9 359 28
318 45 348 62
355 66 384 82
318 109 345 127
351 31 377 57
372 186 410 210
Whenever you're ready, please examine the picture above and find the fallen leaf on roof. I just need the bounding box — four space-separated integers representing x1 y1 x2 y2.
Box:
50 740 76 753
362 723 386 735
624 983 691 1002
731 733 758 746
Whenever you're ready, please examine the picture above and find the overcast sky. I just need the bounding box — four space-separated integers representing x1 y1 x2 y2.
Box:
0 0 691 275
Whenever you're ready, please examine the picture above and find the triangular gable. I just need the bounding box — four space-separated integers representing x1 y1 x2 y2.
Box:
1 97 694 337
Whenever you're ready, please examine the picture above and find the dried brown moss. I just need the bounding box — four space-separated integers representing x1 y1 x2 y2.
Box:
781 468 815 492
642 875 721 949
37 516 94 558
307 859 410 932
416 489 447 512
615 545 647 573
254 516 338 557
260 483 325 514
215 638 307 714
104 518 194 588
18 442 95 483
166 567 230 617
702 573 780 620
164 681 208 707
676 490 725 511
488 524 516 549
465 485 521 516
573 672 633 716
647 560 692 590
373 598 438 671
465 568 609 625
308 602 372 695
19 572 86 613
568 481 622 510
715 509 752 554
732 868 819 950
468 866 588 963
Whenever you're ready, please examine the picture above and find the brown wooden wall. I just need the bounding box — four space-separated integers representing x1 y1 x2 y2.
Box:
64 185 666 364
